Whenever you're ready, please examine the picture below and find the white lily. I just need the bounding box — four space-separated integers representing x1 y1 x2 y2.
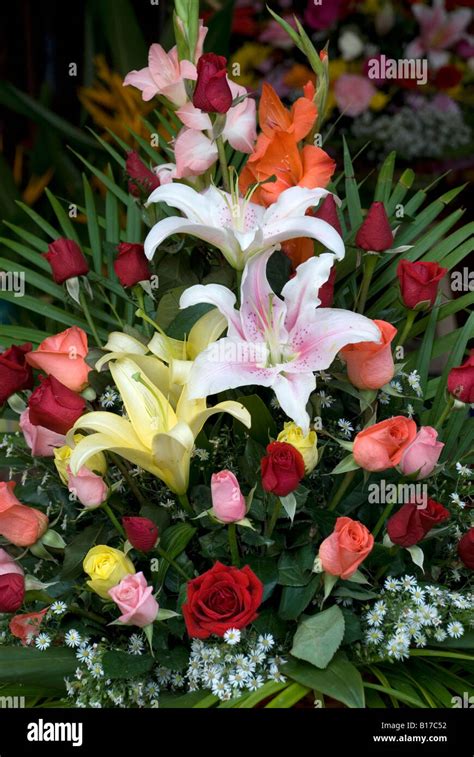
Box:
69 356 250 495
179 249 382 433
144 184 345 270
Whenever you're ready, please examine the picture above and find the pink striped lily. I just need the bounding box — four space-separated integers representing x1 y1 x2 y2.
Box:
144 184 345 270
179 250 382 433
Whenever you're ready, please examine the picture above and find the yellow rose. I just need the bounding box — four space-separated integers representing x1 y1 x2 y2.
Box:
54 435 107 484
277 422 318 474
83 545 135 598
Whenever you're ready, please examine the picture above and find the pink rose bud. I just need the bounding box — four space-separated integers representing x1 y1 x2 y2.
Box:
108 572 159 628
122 516 159 552
211 470 246 523
399 426 444 479
67 467 108 509
19 409 66 457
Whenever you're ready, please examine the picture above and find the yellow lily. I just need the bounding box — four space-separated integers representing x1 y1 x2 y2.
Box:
69 356 250 495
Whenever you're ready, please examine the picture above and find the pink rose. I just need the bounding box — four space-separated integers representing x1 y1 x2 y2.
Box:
211 470 246 524
334 74 376 117
399 426 444 479
108 572 159 628
67 467 108 509
20 409 66 457
26 326 90 392
0 548 24 577
319 517 374 580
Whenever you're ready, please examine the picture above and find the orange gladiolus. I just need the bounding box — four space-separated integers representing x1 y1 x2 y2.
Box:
0 482 49 548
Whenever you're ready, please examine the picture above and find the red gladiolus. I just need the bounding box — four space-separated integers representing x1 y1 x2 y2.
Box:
43 238 89 284
126 151 160 197
314 194 343 236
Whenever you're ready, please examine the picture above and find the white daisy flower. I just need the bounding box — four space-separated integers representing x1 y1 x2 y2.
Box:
257 634 275 652
455 462 472 477
224 628 241 646
384 577 401 592
447 621 464 639
366 629 384 645
76 645 94 664
409 586 425 604
450 492 466 509
406 403 415 419
318 391 334 408
193 448 210 462
378 392 390 405
50 601 67 615
229 670 248 689
65 629 82 648
337 418 354 438
99 386 119 408
434 629 447 642
90 663 104 679
268 671 286 683
35 633 51 651
128 634 145 655
407 371 422 396
247 674 264 691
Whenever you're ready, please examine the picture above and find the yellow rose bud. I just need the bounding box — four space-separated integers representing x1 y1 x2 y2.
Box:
277 422 318 474
54 435 107 484
83 545 135 599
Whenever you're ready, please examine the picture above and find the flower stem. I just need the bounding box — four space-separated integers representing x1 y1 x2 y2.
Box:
102 502 125 538
228 524 240 567
216 136 230 192
154 544 192 581
328 469 356 511
110 454 149 511
79 290 102 347
178 492 194 516
396 309 417 349
356 254 378 314
372 502 395 539
435 394 455 432
69 604 106 626
265 498 282 538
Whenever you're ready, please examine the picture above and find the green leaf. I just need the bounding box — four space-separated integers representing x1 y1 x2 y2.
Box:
97 0 147 75
44 188 80 243
245 556 278 601
83 175 102 274
60 523 106 579
156 523 196 588
278 575 319 620
0 647 76 692
204 0 236 56
102 651 154 680
291 605 345 669
331 454 359 474
342 137 363 231
265 682 310 708
280 493 297 523
283 653 365 708
166 303 214 339
374 151 396 206
235 394 276 445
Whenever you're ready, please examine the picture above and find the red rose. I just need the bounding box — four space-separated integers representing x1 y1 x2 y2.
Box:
318 267 337 307
28 375 86 435
114 243 151 288
0 343 34 405
356 202 393 252
43 238 89 284
0 573 25 612
122 516 158 552
387 498 450 547
126 151 160 197
193 53 233 114
458 528 474 570
397 259 447 310
261 441 305 497
182 562 263 639
314 194 343 236
447 350 474 403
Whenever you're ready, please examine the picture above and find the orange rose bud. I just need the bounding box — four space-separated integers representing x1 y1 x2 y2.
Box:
340 319 396 390
0 482 49 547
319 517 374 579
353 416 417 472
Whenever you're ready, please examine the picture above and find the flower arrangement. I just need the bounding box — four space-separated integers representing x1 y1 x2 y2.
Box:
0 0 473 710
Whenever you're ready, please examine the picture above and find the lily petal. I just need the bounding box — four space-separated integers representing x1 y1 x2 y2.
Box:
240 249 286 343
263 216 345 260
272 372 316 434
144 217 235 261
282 253 336 333
180 284 243 338
263 186 332 225
146 183 211 222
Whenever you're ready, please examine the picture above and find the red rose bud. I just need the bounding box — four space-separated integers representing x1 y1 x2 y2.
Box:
356 201 393 252
261 441 305 497
458 527 474 570
0 574 25 613
0 343 34 405
447 350 474 404
314 194 343 236
126 151 160 197
182 562 263 638
28 375 86 435
397 259 447 310
122 516 159 552
43 238 89 284
387 498 450 548
193 53 233 114
114 243 152 288
318 266 336 307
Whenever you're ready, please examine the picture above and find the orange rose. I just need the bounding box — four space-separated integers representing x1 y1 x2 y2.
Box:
26 326 90 392
353 416 417 472
319 517 374 579
0 482 49 547
340 319 397 390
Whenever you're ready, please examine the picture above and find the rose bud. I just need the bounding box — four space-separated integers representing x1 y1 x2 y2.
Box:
0 548 24 578
108 572 159 628
19 409 66 457
447 350 474 404
318 266 337 307
193 53 233 114
261 441 305 497
458 528 474 570
0 574 25 613
356 201 393 252
319 517 374 580
0 343 34 405
43 238 89 284
0 482 49 548
126 151 160 197
353 416 417 472
210 470 246 524
26 326 90 392
397 260 447 311
28 375 86 435
9 608 48 645
182 562 263 638
399 426 444 479
387 498 450 548
340 319 396 390
314 194 343 236
67 467 108 509
123 516 159 552
277 422 318 474
113 243 151 288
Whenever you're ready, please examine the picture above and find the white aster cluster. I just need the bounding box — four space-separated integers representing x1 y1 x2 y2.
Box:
186 632 286 701
361 576 474 662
